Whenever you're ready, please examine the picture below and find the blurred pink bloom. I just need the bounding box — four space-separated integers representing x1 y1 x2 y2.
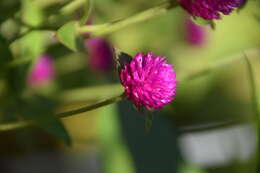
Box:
27 54 55 87
185 18 207 46
85 37 114 73
84 18 114 73
120 52 177 110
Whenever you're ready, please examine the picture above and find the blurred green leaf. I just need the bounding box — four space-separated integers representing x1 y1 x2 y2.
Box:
79 0 93 26
0 34 24 95
20 31 46 58
180 163 207 173
0 0 20 24
57 21 84 51
21 0 45 57
22 0 43 27
20 95 71 145
191 17 215 29
0 35 13 67
98 104 136 173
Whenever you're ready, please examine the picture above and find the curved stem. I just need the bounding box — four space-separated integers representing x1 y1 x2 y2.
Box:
57 93 125 118
178 119 246 134
178 48 260 82
60 0 86 15
8 28 55 44
0 93 125 132
78 1 177 36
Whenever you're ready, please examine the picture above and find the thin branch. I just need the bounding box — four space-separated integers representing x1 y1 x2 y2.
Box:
178 119 246 134
0 93 125 132
178 48 260 82
78 1 177 36
57 93 125 118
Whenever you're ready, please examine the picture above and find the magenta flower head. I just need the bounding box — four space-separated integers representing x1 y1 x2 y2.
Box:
178 0 241 20
185 18 207 46
119 52 177 110
27 54 55 87
85 37 114 73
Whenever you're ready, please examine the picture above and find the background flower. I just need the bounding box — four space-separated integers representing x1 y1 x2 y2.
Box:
178 0 241 20
85 37 114 73
184 18 207 46
84 18 114 73
27 54 55 87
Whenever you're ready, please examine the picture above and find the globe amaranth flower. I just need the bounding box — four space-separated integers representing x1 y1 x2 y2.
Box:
27 54 55 87
178 0 242 20
120 52 177 110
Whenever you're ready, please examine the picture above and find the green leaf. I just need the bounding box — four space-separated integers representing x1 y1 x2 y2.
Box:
192 17 215 30
0 35 13 67
22 0 44 27
42 118 72 146
57 21 84 51
0 34 24 95
20 31 46 58
0 0 20 25
20 95 72 145
237 0 247 12
79 0 93 26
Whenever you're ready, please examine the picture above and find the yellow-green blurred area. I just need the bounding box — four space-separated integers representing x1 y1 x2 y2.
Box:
0 0 260 173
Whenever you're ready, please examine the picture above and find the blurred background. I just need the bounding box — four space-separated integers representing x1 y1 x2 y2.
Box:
0 0 260 173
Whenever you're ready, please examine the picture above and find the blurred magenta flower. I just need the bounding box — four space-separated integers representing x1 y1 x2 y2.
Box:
85 37 114 73
84 18 114 73
178 0 241 20
185 18 207 46
27 54 55 87
120 52 177 110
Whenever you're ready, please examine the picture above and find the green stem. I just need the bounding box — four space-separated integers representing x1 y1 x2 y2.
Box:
60 0 86 15
178 48 260 82
78 1 176 36
244 55 260 173
57 93 125 118
8 28 55 44
79 0 93 26
178 119 245 134
61 84 124 103
0 93 125 132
